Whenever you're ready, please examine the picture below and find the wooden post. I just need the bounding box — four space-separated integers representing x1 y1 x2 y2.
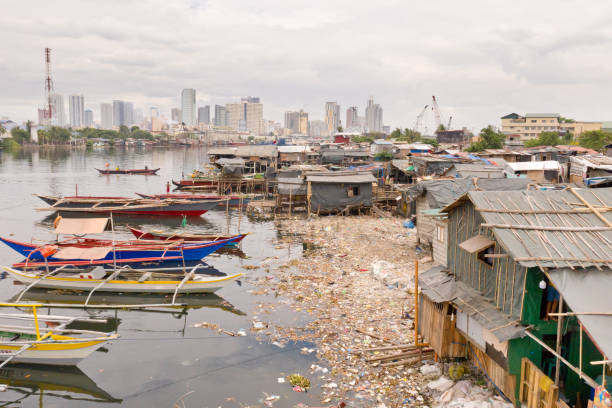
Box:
414 260 419 345
307 181 312 216
570 188 612 228
289 187 292 217
579 322 583 378
555 295 563 385
226 198 230 234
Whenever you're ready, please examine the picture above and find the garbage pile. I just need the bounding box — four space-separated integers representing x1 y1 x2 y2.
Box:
252 215 441 406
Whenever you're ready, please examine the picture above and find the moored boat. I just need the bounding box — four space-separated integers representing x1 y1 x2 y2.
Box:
135 192 262 207
172 179 218 188
128 227 248 243
3 267 243 294
35 195 221 216
96 168 159 175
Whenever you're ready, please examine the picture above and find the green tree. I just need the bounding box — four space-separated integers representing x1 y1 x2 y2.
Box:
130 125 140 133
119 125 130 138
523 131 562 148
395 128 421 143
337 126 343 132
10 127 30 144
25 120 33 138
0 124 6 138
420 137 439 148
436 124 446 133
390 128 402 139
465 126 505 152
578 130 612 152
352 135 375 143
374 151 393 161
558 116 575 123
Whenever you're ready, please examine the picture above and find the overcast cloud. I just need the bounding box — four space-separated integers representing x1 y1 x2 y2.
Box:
1 0 611 131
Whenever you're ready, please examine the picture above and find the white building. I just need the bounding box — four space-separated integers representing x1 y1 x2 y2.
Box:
100 103 113 129
83 109 93 127
325 102 340 134
181 89 197 126
365 97 383 133
226 98 264 134
198 106 210 124
51 93 65 127
68 95 84 128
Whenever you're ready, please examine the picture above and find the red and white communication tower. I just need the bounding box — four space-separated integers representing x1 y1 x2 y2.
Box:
42 47 56 125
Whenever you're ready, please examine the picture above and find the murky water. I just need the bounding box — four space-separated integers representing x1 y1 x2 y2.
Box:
0 146 319 407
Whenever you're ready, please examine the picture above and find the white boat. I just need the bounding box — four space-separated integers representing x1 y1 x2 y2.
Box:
3 266 242 294
0 304 118 366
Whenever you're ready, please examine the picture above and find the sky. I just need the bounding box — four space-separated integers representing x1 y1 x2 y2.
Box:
1 0 611 132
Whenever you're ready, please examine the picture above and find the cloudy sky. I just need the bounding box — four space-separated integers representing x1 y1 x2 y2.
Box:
1 0 611 132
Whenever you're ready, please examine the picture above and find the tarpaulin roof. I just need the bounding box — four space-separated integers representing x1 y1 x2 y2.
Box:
277 177 307 195
443 188 612 269
505 160 561 172
53 246 112 260
216 158 245 166
548 267 612 359
405 177 530 209
54 218 109 235
419 266 526 342
306 173 376 184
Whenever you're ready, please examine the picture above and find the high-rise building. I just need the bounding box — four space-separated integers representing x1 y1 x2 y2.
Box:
83 110 93 127
171 108 182 122
284 111 300 133
365 97 383 133
150 107 159 118
309 120 329 137
298 110 309 135
325 102 340 134
124 102 134 126
181 89 196 126
226 98 263 134
214 105 227 127
346 106 358 129
68 95 84 128
100 103 113 129
51 93 65 127
198 106 210 124
112 100 124 127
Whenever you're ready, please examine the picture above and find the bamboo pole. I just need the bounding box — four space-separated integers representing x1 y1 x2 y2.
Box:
554 295 563 385
480 223 610 232
569 188 612 228
414 259 419 345
475 207 611 214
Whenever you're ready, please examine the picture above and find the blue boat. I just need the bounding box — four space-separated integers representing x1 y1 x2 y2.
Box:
0 236 241 263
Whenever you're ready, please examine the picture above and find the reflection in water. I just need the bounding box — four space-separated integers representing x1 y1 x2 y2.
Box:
10 289 246 316
0 364 121 405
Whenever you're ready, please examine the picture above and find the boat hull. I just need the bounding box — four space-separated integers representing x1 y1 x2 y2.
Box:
136 193 259 207
0 236 240 262
96 168 159 175
35 195 218 215
0 339 109 366
3 267 243 294
128 227 248 243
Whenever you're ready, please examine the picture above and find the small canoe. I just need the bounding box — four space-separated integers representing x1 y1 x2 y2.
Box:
96 168 159 175
3 267 243 294
172 179 218 188
35 195 221 216
135 193 262 207
129 227 248 243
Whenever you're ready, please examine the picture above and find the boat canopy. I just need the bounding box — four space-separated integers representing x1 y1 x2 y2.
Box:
54 218 110 235
53 246 112 260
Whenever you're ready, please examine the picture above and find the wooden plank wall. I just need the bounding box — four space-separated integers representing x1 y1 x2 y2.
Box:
420 296 466 358
471 345 517 404
519 357 559 408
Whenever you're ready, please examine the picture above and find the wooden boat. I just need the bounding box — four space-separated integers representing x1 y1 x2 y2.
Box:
96 168 159 175
0 304 117 366
3 267 243 294
135 192 262 207
0 235 242 262
128 227 248 243
172 179 218 188
35 195 221 216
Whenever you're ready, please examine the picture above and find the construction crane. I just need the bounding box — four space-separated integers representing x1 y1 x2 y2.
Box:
414 104 428 134
43 48 56 125
447 116 452 130
431 95 443 130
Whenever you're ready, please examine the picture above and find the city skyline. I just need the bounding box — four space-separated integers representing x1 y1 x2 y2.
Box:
3 1 612 131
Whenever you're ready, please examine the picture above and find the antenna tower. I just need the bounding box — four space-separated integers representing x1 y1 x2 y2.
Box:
44 48 56 124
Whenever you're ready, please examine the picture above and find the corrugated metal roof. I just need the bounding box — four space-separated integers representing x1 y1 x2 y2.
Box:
278 146 311 153
525 113 560 118
505 160 560 172
447 188 612 269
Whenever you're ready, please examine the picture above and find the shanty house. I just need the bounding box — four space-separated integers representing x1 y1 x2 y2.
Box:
443 163 505 179
389 160 414 184
370 140 393 154
277 146 311 167
435 129 471 147
411 156 458 177
208 145 278 173
305 172 376 214
419 188 612 407
503 160 562 183
569 155 612 186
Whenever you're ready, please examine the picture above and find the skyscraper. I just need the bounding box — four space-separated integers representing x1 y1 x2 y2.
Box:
171 108 182 122
298 111 309 135
284 111 300 133
124 102 134 126
112 100 124 127
226 98 263 134
68 95 84 128
181 89 196 126
346 106 358 129
198 106 210 124
214 105 227 126
83 109 93 127
150 107 159 118
51 93 65 127
325 102 340 134
365 97 383 133
100 103 113 129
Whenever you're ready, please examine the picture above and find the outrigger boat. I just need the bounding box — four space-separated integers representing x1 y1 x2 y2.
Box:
35 195 222 216
136 192 261 207
172 178 218 188
96 168 159 175
0 303 118 366
128 227 248 243
0 235 243 262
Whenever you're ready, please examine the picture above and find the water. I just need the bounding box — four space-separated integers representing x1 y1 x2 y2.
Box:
0 146 319 407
